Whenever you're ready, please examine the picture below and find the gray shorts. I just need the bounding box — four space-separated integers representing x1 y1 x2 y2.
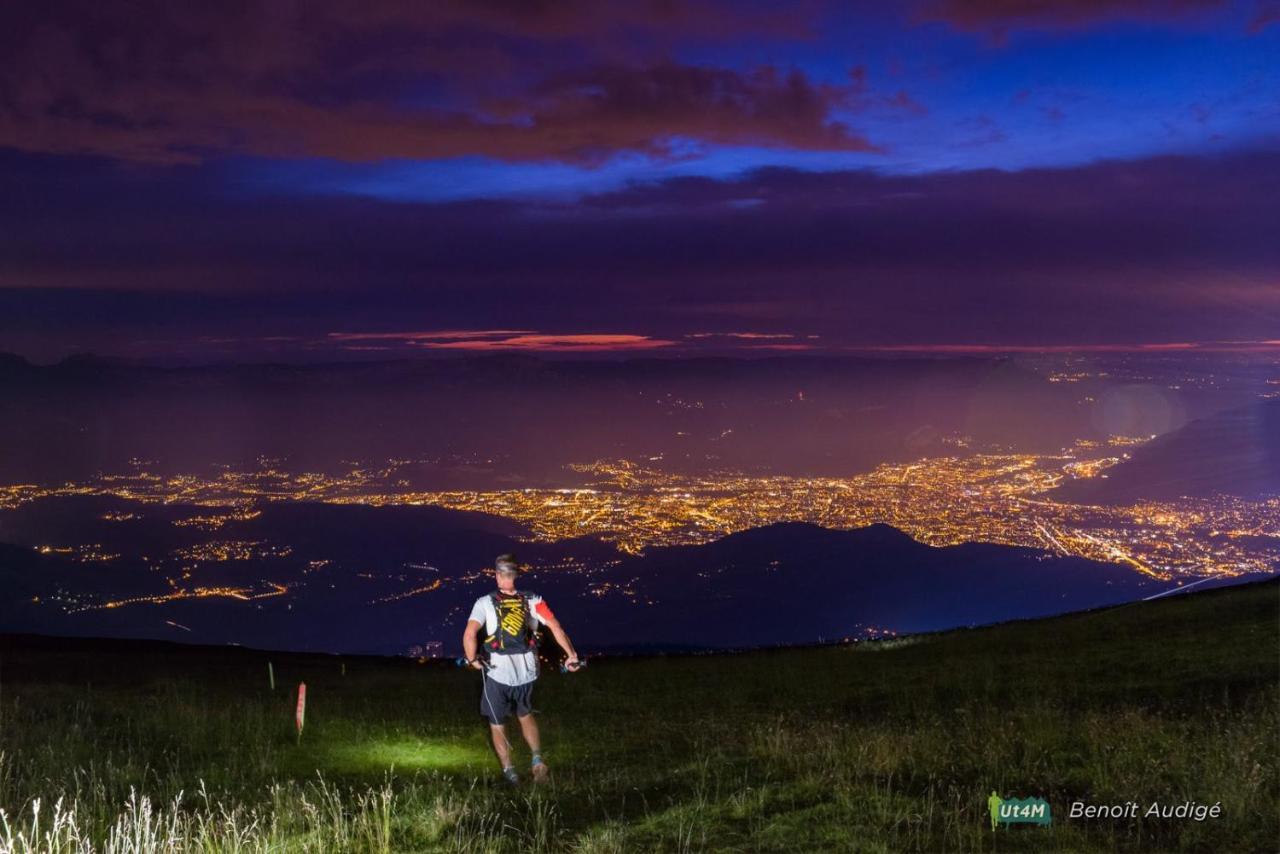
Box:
480 677 535 725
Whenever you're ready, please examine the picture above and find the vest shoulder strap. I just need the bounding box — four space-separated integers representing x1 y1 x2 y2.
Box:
491 590 535 607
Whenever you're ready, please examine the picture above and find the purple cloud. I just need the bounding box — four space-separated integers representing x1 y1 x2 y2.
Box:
0 2 875 164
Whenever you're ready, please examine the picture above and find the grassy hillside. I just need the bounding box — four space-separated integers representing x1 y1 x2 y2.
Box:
1 580 1276 852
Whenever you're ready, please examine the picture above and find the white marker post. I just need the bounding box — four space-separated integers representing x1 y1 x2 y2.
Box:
268 661 275 691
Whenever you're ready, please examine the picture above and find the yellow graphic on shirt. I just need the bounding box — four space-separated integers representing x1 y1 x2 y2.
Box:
497 597 528 639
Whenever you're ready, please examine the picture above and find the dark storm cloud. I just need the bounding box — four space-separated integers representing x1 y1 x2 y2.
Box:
918 0 1228 30
1 0 877 164
0 150 1276 353
576 152 1280 282
6 151 1275 279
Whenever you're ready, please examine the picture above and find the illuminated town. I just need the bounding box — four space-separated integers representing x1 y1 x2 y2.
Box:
2 433 1276 599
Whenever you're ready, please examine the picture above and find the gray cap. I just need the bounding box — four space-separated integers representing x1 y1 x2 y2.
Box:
494 553 519 573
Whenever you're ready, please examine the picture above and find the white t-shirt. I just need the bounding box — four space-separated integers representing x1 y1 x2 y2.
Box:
468 591 554 686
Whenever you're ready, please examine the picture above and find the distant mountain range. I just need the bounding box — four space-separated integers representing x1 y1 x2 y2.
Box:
589 522 1165 651
0 498 1201 655
1052 400 1280 504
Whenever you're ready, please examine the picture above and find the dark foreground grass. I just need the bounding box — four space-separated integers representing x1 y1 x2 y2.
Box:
1 580 1276 852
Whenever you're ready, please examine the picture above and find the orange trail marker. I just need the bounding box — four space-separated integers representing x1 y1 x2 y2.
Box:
295 682 307 743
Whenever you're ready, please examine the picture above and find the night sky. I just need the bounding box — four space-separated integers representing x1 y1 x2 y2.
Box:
2 1 1277 362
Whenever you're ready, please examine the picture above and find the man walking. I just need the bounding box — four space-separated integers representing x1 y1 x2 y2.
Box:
462 553 580 785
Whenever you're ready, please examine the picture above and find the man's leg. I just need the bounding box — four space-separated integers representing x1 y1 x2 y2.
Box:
517 713 549 781
489 723 514 769
516 712 541 753
482 679 519 783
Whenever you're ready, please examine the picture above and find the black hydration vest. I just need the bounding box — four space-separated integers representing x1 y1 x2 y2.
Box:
484 591 538 656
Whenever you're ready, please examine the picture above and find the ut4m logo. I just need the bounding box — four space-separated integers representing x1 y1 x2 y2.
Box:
988 792 1052 828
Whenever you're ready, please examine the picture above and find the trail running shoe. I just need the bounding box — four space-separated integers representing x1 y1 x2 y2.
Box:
531 756 549 783
502 766 520 786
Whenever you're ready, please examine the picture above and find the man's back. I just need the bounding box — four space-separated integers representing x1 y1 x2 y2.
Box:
468 590 552 686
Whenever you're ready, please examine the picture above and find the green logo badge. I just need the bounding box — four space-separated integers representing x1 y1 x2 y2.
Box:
988 792 1052 828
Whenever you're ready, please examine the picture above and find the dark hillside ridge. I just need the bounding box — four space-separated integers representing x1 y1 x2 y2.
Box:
1053 400 1280 504
0 505 1203 654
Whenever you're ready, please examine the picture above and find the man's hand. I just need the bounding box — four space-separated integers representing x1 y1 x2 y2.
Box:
462 619 483 672
543 615 580 672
